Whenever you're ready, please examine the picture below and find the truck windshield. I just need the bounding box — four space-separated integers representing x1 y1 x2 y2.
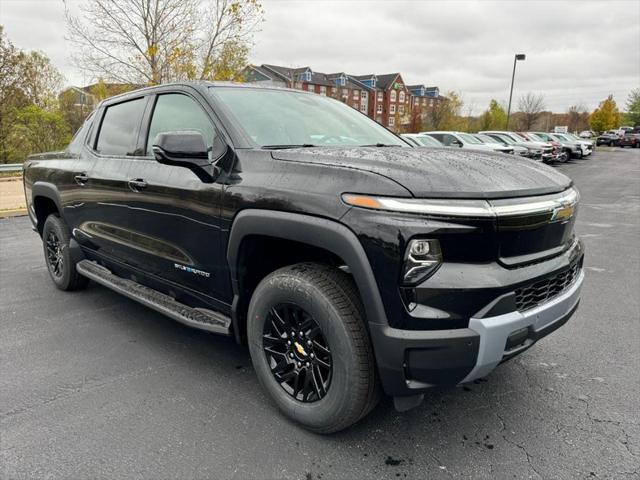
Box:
211 87 407 148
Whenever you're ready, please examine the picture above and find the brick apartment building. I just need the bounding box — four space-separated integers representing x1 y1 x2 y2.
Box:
244 64 442 132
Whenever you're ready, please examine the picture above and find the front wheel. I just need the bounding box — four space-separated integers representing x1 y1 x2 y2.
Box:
247 263 379 433
42 214 88 291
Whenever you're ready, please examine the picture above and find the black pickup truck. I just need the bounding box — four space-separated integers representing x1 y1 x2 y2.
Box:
23 83 584 433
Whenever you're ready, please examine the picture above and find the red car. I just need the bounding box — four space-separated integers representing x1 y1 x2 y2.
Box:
618 131 640 148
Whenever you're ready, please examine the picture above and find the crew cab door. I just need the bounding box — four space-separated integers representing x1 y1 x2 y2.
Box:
116 90 227 303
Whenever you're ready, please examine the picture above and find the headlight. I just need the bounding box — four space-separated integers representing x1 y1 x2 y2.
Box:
403 239 442 285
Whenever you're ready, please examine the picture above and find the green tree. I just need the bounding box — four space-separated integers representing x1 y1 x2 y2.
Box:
423 91 464 131
589 95 620 133
479 99 507 131
5 105 71 162
0 26 70 162
624 88 640 126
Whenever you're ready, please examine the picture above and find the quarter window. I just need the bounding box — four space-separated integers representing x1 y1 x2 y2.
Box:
96 98 147 156
146 94 215 155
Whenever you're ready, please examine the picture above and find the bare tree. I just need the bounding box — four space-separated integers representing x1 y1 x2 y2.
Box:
566 104 589 133
65 0 263 85
517 92 546 130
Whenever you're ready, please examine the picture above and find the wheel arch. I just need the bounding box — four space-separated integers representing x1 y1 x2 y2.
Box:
226 210 388 343
31 182 64 235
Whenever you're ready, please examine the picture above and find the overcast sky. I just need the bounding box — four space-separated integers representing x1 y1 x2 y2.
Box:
2 0 639 114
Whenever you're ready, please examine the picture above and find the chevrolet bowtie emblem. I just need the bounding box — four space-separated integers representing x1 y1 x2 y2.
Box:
294 342 307 356
551 204 575 222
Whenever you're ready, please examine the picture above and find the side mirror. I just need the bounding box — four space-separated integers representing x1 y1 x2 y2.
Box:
152 131 209 167
451 139 462 148
152 131 228 182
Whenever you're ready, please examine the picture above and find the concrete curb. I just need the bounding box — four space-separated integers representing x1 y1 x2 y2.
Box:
0 208 28 218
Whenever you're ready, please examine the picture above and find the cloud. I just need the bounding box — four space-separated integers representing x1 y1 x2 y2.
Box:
2 0 639 114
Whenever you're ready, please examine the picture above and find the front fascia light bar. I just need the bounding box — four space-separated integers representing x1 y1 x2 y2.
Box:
342 188 579 219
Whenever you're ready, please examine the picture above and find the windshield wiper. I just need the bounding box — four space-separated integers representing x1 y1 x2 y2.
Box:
360 143 402 147
261 144 317 150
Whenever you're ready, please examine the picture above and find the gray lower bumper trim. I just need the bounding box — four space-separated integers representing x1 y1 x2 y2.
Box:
461 269 584 383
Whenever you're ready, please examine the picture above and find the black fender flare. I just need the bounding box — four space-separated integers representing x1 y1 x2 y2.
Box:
31 182 64 226
226 209 389 341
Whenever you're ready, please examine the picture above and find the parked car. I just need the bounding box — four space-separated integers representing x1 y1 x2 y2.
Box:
401 133 445 148
618 131 640 148
596 131 621 146
579 130 595 138
563 132 594 155
530 132 588 159
471 134 521 155
518 132 568 162
22 82 584 433
421 131 512 153
479 131 554 163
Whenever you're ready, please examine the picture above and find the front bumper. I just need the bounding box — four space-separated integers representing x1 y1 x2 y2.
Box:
370 258 584 397
461 268 583 383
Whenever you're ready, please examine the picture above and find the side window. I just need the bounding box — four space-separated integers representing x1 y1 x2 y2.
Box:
68 111 95 155
95 98 146 156
441 134 455 146
146 94 216 155
429 133 443 142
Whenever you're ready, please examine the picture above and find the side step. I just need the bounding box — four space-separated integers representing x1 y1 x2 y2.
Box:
76 260 231 336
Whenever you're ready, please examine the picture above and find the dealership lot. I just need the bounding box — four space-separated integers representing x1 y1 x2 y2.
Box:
1 149 638 479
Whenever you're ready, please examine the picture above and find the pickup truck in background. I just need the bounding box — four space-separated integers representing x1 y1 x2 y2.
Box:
23 82 585 433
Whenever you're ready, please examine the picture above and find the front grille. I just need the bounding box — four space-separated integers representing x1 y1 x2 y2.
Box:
515 261 581 311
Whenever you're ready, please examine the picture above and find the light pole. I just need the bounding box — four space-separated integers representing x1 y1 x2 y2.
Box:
506 53 526 130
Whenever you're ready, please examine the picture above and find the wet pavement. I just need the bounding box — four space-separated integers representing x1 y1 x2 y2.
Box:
1 147 638 479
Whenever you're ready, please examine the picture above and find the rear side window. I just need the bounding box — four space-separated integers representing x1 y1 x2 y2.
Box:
68 111 95 155
146 94 215 155
95 98 146 156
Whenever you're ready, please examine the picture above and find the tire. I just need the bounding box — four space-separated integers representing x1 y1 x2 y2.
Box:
609 141 614 147
42 214 89 291
247 262 379 433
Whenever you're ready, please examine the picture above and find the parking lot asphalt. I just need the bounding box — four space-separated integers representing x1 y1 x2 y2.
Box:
1 148 639 480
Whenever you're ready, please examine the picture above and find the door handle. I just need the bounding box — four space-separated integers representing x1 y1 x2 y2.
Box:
128 178 147 192
74 173 89 185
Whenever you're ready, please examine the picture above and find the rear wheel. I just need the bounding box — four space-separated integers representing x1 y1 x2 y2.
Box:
247 263 379 433
42 214 88 291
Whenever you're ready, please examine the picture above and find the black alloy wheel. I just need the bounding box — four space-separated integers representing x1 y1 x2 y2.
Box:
263 303 332 402
45 230 64 278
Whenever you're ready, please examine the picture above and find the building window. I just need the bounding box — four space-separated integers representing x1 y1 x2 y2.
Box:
320 86 326 95
422 98 427 106
399 105 404 114
360 102 367 113
353 90 359 100
390 104 396 114
388 116 395 127
399 91 405 102
361 91 367 99
390 90 397 102
307 84 314 93
377 92 383 102
376 104 383 114
429 99 434 107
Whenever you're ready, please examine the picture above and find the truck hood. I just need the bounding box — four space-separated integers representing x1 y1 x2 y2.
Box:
271 147 572 199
